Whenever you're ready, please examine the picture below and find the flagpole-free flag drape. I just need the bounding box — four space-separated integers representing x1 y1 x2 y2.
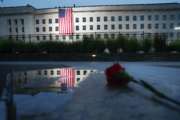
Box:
59 8 73 35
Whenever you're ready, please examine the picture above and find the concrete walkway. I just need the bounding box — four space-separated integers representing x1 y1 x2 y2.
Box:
59 72 180 120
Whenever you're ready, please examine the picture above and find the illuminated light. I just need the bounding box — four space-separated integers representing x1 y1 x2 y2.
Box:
92 54 96 58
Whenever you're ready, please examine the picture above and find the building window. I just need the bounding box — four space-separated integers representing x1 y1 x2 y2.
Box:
76 17 79 22
162 23 166 29
104 16 108 22
126 24 129 29
76 34 79 39
57 70 60 75
170 15 175 20
44 70 47 75
111 24 115 30
97 17 100 22
77 78 80 82
140 15 144 21
55 18 58 23
36 36 40 40
49 19 52 24
43 27 46 32
140 24 144 29
118 16 122 21
15 27 18 33
125 16 129 21
62 35 66 40
42 19 46 24
148 15 152 20
77 70 80 75
170 23 174 29
82 25 86 30
76 25 79 31
49 34 52 40
36 27 39 32
22 35 25 40
14 19 18 25
97 25 100 30
155 24 159 29
89 17 93 22
56 35 59 40
133 24 137 29
55 26 59 31
22 27 24 32
43 36 46 40
50 70 54 75
104 25 108 30
148 24 152 29
111 34 115 39
36 19 39 24
90 25 93 30
155 15 159 21
133 16 137 21
21 19 24 25
119 24 122 29
162 15 167 20
111 16 115 21
82 17 86 22
7 19 11 25
49 27 52 32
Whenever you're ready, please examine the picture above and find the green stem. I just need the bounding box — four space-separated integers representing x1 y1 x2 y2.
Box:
131 79 180 106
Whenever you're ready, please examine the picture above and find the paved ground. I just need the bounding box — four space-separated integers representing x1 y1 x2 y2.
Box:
1 62 180 120
58 62 180 120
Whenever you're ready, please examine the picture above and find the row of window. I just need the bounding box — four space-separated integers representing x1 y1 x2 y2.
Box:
34 23 179 33
9 27 24 33
7 19 24 25
37 70 87 75
36 18 59 24
75 14 180 23
36 26 59 32
75 23 178 31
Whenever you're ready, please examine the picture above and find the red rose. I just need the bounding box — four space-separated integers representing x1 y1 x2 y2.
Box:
105 63 130 87
105 63 124 77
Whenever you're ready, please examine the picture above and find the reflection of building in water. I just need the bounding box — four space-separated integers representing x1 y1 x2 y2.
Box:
11 67 97 88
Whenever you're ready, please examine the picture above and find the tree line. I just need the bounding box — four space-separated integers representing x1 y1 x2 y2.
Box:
0 35 180 54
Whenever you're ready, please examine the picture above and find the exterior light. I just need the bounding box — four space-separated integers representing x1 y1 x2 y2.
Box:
92 54 96 58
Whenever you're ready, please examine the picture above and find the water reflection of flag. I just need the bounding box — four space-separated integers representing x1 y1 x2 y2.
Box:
59 8 73 35
58 68 75 88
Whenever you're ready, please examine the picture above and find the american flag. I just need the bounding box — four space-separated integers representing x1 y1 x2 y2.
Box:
59 8 73 35
57 67 75 88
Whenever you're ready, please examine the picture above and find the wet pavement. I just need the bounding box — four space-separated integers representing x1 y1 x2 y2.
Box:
0 61 180 120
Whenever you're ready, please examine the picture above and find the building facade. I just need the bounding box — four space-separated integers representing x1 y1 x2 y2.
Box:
0 3 180 42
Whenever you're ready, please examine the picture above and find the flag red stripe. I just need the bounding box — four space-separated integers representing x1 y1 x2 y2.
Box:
58 67 75 88
59 8 73 35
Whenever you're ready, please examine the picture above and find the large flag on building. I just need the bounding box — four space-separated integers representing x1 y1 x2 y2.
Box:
57 67 75 88
59 8 73 35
